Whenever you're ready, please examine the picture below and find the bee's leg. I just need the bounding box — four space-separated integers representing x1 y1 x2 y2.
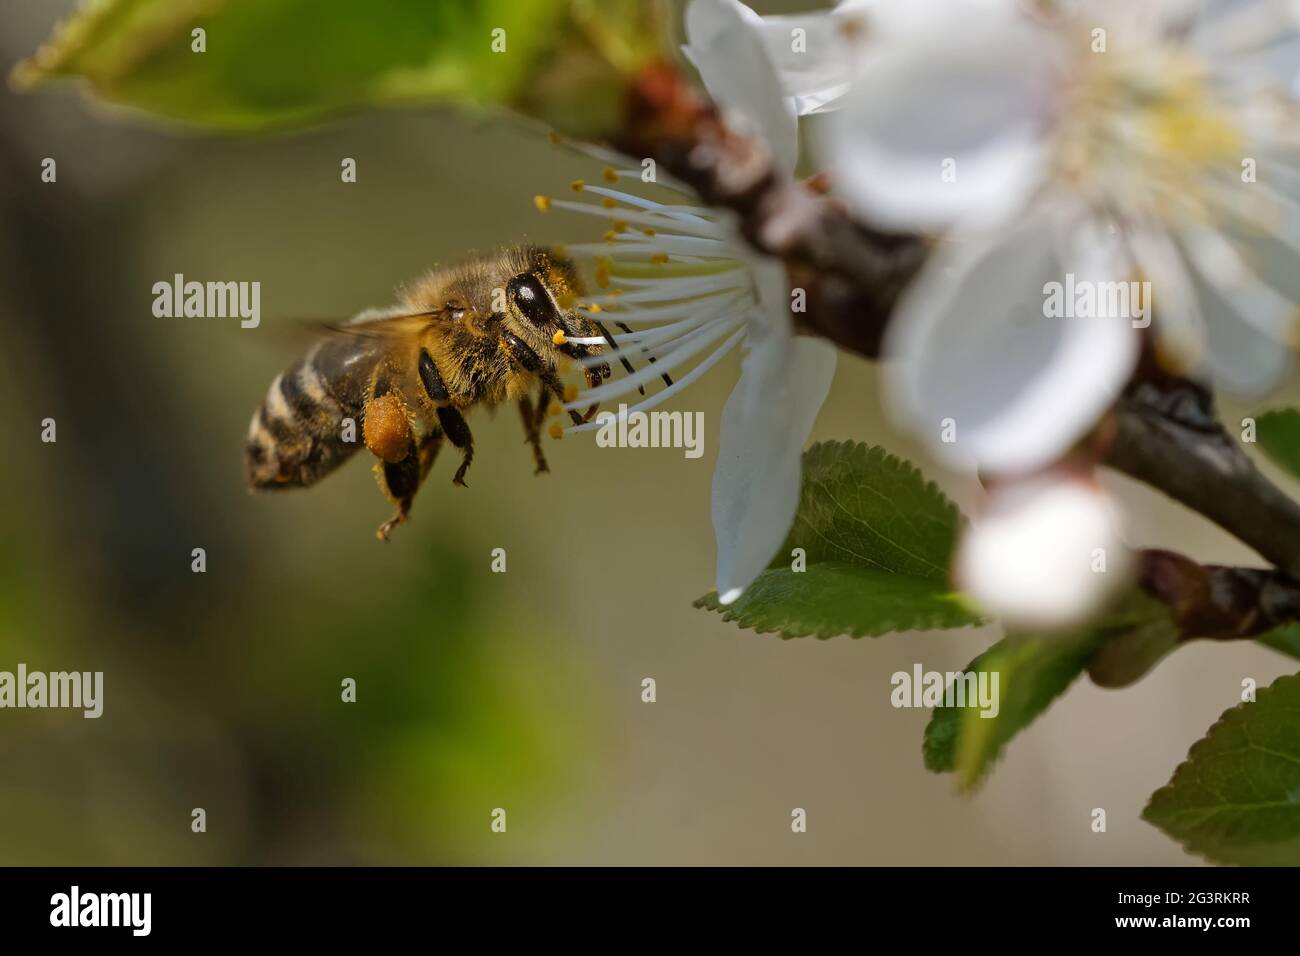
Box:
374 431 443 540
375 450 420 541
436 406 474 487
503 331 585 429
558 335 609 421
532 380 550 429
579 363 604 423
518 395 549 475
418 428 444 481
537 368 586 427
417 348 475 488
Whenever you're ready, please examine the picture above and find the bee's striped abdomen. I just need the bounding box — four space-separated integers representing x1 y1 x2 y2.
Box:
245 339 381 490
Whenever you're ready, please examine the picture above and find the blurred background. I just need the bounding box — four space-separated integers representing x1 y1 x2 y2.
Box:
1 0 1298 865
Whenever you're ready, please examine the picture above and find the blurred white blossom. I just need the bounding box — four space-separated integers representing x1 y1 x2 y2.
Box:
956 474 1134 629
683 0 875 120
821 0 1300 473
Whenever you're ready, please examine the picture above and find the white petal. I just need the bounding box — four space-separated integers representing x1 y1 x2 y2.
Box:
740 246 795 339
1174 225 1294 394
749 2 871 115
823 0 1057 231
1193 0 1300 101
1126 225 1212 377
683 0 800 177
713 337 837 603
956 474 1133 630
883 207 1141 474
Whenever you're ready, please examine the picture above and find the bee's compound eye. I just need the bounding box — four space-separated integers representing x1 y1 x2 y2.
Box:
507 273 558 327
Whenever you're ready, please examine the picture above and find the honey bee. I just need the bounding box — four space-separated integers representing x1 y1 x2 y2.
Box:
244 245 627 539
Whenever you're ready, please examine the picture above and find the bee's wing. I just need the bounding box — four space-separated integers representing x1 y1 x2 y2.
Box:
310 311 443 406
318 307 441 340
250 308 441 351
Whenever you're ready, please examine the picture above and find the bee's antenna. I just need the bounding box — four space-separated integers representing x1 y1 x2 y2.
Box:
614 320 673 389
593 319 647 396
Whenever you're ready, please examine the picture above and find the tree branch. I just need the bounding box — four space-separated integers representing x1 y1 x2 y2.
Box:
1103 364 1300 581
1140 549 1300 641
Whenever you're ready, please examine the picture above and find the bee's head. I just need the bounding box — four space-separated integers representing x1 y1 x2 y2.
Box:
503 249 611 383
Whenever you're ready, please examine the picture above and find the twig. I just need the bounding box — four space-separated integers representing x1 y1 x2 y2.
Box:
1140 549 1300 641
1103 361 1300 582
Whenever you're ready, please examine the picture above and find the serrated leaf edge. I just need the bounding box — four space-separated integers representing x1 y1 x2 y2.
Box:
1142 671 1300 865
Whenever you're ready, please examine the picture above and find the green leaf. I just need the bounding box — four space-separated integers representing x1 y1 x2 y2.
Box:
1144 671 1300 865
1258 623 1300 661
12 0 658 135
694 562 976 639
695 441 981 638
783 441 964 578
924 592 1175 790
1085 600 1182 688
1256 408 1300 482
923 631 1102 791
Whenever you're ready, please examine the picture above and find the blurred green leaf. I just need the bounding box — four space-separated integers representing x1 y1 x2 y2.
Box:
696 441 981 638
1085 598 1182 688
923 632 1100 792
1144 671 1300 865
1258 623 1300 661
925 593 1174 791
1256 408 1300 482
13 0 661 135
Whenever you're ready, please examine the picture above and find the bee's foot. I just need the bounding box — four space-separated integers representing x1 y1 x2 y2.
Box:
452 474 469 488
376 514 405 541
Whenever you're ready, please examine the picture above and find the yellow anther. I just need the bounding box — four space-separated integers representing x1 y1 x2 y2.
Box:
548 421 564 440
552 329 567 345
641 227 656 237
650 253 670 265
570 179 586 192
603 230 618 243
563 383 579 402
533 195 551 212
548 401 562 418
602 166 619 183
548 130 563 145
601 197 617 209
612 220 628 233
586 303 603 313
595 263 610 288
